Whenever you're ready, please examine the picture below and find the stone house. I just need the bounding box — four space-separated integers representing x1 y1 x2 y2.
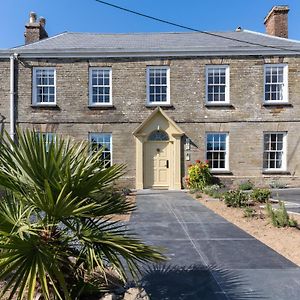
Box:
0 6 300 189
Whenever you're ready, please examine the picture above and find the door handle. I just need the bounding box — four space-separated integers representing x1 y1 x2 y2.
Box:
166 160 169 168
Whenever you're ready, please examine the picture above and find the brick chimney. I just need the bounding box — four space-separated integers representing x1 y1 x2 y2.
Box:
264 6 289 38
24 12 48 44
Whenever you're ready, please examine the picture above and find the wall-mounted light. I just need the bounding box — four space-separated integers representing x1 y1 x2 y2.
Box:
185 153 190 161
185 137 190 150
157 125 160 131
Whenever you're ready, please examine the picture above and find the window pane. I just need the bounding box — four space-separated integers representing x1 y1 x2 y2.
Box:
213 75 220 84
89 133 112 168
220 75 225 84
264 65 286 102
35 68 56 104
91 69 111 104
206 67 228 103
206 133 227 169
213 94 219 102
212 160 218 169
148 130 169 141
148 67 168 103
219 94 225 102
263 133 285 170
219 160 225 168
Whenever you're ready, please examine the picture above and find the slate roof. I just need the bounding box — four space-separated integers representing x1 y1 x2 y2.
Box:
5 30 300 57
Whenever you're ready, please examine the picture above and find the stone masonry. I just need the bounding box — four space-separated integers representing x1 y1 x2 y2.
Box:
0 55 299 188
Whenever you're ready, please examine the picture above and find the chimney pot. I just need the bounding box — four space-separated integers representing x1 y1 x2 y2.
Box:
264 5 289 38
39 17 46 27
29 12 37 23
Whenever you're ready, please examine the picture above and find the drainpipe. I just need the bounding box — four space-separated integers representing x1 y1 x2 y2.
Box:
9 54 17 141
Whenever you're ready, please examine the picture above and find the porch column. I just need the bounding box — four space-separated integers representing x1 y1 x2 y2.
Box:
173 133 183 190
135 134 145 189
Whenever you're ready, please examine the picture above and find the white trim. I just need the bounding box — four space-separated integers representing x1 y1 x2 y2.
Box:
205 65 230 104
4 48 300 59
205 132 229 171
32 67 56 106
89 67 112 106
88 132 113 166
262 131 287 172
263 64 288 104
146 66 170 106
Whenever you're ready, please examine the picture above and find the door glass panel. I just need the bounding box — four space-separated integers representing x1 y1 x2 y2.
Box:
148 130 169 141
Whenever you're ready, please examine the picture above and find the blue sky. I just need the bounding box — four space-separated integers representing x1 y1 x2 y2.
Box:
1 0 300 48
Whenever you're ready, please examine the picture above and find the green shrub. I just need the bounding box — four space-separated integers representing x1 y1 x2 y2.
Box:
243 207 256 218
187 161 212 190
251 188 271 203
202 185 224 199
211 192 224 199
224 190 248 208
203 184 220 196
238 180 254 191
269 180 287 189
266 201 298 228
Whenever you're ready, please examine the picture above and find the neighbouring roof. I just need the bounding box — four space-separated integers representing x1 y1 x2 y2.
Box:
3 30 300 58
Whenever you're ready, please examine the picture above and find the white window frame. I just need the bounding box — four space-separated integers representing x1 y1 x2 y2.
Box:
205 65 230 105
89 67 112 106
88 132 113 167
146 66 170 106
263 64 288 104
205 132 229 171
263 132 287 171
32 67 56 106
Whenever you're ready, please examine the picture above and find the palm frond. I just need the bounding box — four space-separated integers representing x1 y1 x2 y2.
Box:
0 129 165 299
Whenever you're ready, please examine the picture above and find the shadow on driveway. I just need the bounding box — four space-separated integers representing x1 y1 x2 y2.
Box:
138 264 264 300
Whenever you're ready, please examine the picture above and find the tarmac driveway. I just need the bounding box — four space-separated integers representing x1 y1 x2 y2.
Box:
128 190 300 300
271 188 300 214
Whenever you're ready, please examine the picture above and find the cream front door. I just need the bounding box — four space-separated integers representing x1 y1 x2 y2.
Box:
144 142 170 189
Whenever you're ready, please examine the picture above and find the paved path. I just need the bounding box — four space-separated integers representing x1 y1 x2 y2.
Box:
128 190 300 300
272 188 300 214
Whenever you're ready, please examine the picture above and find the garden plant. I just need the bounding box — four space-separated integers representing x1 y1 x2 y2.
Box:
266 201 297 228
186 160 212 190
223 190 248 208
0 130 164 300
251 188 271 203
238 180 254 191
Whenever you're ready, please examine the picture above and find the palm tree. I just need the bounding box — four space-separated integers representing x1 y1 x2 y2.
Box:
0 130 164 300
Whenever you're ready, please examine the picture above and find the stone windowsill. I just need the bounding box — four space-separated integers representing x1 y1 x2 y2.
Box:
210 170 233 175
205 103 234 108
262 170 291 175
145 104 174 109
31 104 60 110
88 105 115 110
262 102 292 107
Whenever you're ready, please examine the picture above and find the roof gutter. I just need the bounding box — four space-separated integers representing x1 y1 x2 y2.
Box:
4 48 300 59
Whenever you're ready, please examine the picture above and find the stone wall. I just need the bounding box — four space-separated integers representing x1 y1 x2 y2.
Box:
13 56 300 124
0 59 10 128
0 55 299 188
